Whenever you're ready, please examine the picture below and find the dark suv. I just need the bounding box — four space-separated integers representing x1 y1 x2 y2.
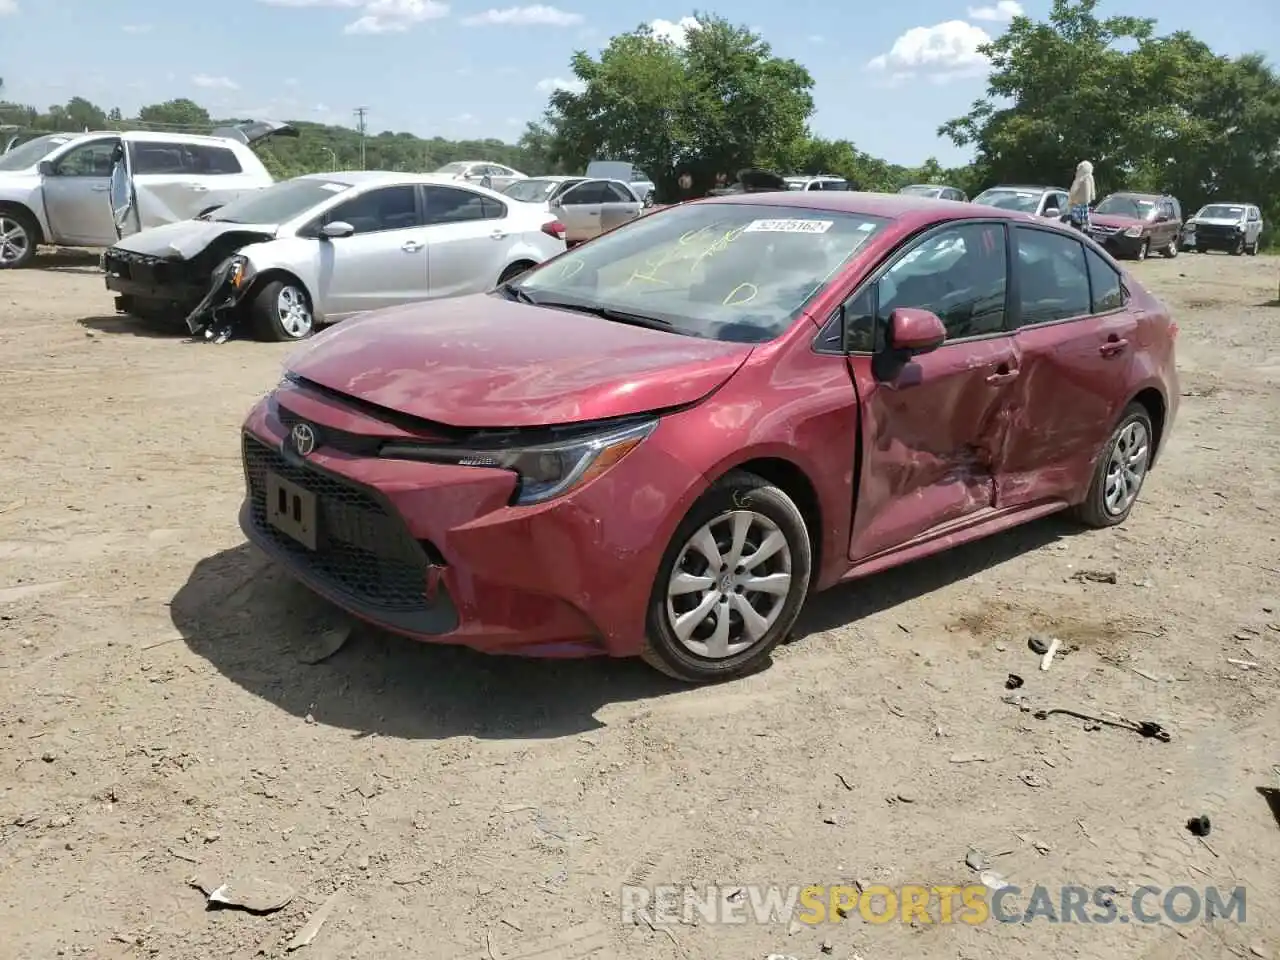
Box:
1087 193 1183 260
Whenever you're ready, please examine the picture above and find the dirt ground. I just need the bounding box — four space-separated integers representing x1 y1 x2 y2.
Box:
1 248 1278 960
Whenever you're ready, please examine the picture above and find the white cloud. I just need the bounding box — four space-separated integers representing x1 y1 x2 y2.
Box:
461 5 582 26
867 21 991 79
0 0 18 15
122 23 152 33
536 76 586 94
344 0 448 33
648 16 699 47
192 74 240 90
808 34 823 43
967 0 1023 22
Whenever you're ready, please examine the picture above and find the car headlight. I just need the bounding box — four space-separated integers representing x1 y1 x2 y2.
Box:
1123 226 1144 237
1236 224 1246 233
380 418 656 506
223 254 254 291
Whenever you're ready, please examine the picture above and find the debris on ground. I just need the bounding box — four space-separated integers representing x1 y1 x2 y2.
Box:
287 889 343 950
1039 638 1061 671
189 875 296 914
1029 634 1053 655
1186 815 1211 837
965 848 987 871
980 871 1010 891
1071 569 1119 584
1005 674 1024 690
1033 707 1171 742
949 753 990 763
1019 770 1048 788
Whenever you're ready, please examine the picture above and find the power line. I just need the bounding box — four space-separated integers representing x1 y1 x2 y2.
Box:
353 106 368 169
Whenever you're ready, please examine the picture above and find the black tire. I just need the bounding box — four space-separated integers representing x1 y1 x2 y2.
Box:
249 278 315 342
1247 239 1259 256
1160 236 1178 258
1134 239 1149 262
641 470 812 683
0 206 40 269
1230 236 1245 256
1072 403 1155 529
497 260 535 285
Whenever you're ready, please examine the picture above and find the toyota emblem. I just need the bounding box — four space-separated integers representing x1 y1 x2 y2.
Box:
290 422 316 456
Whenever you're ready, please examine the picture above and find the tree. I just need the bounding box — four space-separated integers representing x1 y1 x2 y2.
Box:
137 98 211 129
544 13 815 198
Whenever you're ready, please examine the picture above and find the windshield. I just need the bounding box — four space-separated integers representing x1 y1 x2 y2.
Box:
1196 204 1245 220
208 177 351 224
900 185 943 197
0 134 73 171
1095 195 1157 220
503 178 568 202
974 189 1042 212
435 162 468 174
513 203 889 343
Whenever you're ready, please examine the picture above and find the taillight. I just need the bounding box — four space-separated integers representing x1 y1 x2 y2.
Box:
541 219 566 240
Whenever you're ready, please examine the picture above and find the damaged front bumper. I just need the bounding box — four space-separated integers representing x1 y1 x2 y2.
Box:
102 248 209 318
183 255 255 340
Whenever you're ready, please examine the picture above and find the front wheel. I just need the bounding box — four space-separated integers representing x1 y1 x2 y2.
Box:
1134 239 1149 261
1073 403 1154 528
641 471 812 682
1247 238 1260 255
1230 236 1245 256
1161 236 1178 258
250 279 315 342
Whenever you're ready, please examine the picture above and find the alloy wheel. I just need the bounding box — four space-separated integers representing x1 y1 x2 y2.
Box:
0 216 31 266
1104 420 1150 517
276 285 313 339
665 509 793 660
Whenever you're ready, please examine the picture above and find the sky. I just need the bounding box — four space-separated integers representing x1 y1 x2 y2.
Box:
1 0 1277 166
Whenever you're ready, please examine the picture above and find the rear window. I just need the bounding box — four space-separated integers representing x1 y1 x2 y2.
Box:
974 189 1041 213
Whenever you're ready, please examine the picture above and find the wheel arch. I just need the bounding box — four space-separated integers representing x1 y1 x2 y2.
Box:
498 258 538 284
0 200 46 245
710 456 824 586
244 268 314 311
1129 386 1167 465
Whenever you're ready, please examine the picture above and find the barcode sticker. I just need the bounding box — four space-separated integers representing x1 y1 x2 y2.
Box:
742 218 834 234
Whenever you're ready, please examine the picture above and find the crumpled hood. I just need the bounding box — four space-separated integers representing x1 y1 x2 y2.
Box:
286 295 754 429
1187 216 1242 228
1090 213 1149 231
110 218 278 259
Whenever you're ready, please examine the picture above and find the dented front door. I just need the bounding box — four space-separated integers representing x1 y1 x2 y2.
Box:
844 221 1019 563
109 142 140 239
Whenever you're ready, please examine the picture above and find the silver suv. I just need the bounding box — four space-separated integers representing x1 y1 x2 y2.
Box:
0 122 294 269
1183 202 1263 256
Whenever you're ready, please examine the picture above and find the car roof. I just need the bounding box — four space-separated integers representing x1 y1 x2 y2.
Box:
982 184 1065 192
703 190 987 220
1109 192 1164 200
52 129 252 147
294 170 527 198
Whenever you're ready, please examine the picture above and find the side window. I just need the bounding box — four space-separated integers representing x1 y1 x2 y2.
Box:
876 223 1008 340
602 182 633 203
478 196 506 219
1014 227 1090 325
1084 247 1124 314
129 143 187 175
423 185 490 224
563 181 610 205
187 144 243 174
51 139 119 177
325 185 421 234
1248 207 1260 222
842 284 877 353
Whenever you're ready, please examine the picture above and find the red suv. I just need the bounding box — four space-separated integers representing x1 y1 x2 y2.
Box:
239 193 1178 683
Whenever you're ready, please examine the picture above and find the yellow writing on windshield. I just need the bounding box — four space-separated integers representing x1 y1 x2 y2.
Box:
625 222 745 287
722 283 757 306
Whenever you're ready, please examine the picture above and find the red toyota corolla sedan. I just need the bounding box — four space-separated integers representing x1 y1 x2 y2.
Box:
239 191 1178 683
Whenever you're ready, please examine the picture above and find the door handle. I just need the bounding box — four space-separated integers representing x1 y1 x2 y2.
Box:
189 184 208 192
1099 337 1129 357
401 240 423 252
986 365 1020 384
489 230 507 240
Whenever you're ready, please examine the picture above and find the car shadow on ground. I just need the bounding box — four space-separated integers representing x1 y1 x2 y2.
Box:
171 542 684 741
173 516 1079 742
33 249 102 275
77 315 189 339
791 514 1078 640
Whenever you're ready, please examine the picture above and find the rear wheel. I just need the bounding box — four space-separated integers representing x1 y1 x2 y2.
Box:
0 208 39 269
1161 235 1178 258
250 279 314 342
1073 403 1154 528
641 471 812 683
1247 237 1260 255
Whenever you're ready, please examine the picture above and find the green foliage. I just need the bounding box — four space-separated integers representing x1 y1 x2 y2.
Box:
941 0 1280 246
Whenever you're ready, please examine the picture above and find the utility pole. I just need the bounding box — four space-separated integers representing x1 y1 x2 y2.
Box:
353 106 368 171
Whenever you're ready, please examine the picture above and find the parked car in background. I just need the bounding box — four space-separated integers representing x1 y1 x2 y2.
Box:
1087 192 1182 260
502 175 642 245
899 183 968 201
1182 202 1263 255
238 190 1177 683
585 160 656 206
102 171 566 341
0 123 293 268
785 175 856 192
433 161 525 192
973 185 1069 219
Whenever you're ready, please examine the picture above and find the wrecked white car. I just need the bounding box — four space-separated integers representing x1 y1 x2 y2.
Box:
102 171 568 342
0 121 295 269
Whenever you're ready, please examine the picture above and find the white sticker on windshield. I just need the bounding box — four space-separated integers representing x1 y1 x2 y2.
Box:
320 183 347 192
743 218 833 234
856 222 876 232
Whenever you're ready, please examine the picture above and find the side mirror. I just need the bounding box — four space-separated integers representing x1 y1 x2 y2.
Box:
37 159 54 176
320 221 355 239
888 307 946 354
1043 206 1061 218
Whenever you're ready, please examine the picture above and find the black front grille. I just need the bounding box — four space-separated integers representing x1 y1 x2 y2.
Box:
242 434 432 614
1193 224 1237 242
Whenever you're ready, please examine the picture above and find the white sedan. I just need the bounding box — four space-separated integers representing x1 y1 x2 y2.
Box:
102 171 567 341
501 176 643 245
